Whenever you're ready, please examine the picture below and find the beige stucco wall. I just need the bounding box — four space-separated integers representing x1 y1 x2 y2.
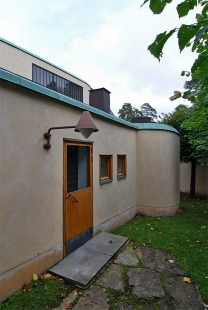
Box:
180 162 208 198
92 119 137 229
0 80 137 277
0 78 180 300
136 130 180 215
0 40 91 104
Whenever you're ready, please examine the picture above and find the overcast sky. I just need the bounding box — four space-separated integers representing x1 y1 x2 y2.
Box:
0 0 199 116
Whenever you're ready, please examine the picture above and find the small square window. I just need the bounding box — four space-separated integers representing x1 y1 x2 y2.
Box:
117 155 126 179
100 155 113 184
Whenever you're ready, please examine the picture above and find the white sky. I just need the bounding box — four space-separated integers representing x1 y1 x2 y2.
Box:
0 0 199 116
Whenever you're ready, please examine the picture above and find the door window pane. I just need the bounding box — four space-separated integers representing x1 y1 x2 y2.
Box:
78 147 89 190
67 146 90 193
67 146 78 192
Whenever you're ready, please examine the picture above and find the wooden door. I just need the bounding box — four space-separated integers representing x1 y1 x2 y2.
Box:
63 141 93 257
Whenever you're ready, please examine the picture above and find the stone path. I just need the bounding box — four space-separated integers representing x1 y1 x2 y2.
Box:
54 244 205 310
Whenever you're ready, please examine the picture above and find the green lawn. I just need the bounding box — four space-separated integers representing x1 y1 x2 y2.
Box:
1 195 207 309
112 195 208 303
0 276 75 310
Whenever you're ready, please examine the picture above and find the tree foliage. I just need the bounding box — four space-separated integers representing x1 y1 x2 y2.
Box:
159 104 207 163
159 105 191 162
140 103 158 121
118 103 142 121
159 103 207 197
142 0 208 154
118 102 157 122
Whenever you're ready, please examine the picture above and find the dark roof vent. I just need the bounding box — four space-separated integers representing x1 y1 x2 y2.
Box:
131 117 152 123
89 88 111 114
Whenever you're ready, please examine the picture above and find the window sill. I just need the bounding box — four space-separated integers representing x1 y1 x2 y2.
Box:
117 175 127 180
100 179 113 185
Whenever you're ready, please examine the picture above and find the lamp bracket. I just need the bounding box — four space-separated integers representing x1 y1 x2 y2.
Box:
43 111 98 149
43 126 75 149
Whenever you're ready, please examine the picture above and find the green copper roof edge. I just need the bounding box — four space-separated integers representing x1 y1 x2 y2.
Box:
0 68 179 134
0 37 91 89
134 123 179 134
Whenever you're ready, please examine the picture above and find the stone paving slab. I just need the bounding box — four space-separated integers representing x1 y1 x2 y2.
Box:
72 286 109 310
163 276 205 310
50 232 127 287
114 301 135 310
139 247 186 274
128 268 165 298
52 244 205 310
114 245 139 266
157 300 171 310
96 264 124 291
53 290 78 310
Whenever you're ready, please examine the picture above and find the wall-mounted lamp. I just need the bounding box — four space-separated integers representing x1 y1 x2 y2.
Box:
43 111 99 149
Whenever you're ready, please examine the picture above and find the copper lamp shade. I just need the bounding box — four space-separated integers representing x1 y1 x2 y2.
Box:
74 111 99 138
43 111 99 149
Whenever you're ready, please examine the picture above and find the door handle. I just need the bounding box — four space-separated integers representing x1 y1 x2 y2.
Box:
66 194 78 203
71 195 78 203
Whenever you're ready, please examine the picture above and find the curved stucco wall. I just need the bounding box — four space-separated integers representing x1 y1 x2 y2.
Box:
136 130 180 216
0 77 180 300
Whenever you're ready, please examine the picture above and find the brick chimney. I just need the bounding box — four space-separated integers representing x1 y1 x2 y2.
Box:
89 88 111 114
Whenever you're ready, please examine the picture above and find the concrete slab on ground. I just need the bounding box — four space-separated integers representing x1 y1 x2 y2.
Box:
83 232 127 255
49 232 127 287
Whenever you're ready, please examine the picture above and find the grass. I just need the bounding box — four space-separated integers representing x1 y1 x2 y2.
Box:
112 194 208 303
0 275 76 310
0 195 207 309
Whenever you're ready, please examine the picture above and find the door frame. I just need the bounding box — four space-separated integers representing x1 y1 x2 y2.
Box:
63 138 94 257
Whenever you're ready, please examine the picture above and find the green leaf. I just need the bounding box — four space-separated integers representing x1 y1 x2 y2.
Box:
202 3 208 15
186 42 192 47
178 24 201 52
149 0 169 14
140 0 149 8
191 55 208 75
196 10 208 23
177 0 197 18
148 28 176 60
177 1 190 17
194 25 208 44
